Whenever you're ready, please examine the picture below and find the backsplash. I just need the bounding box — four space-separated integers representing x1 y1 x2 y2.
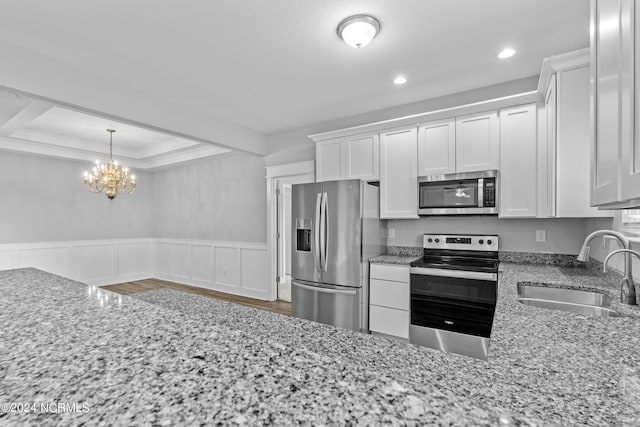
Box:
499 252 583 267
385 246 422 257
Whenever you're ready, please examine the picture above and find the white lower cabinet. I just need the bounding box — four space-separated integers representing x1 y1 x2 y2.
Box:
369 264 409 339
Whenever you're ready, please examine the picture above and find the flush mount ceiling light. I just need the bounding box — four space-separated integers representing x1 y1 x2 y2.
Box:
83 129 136 200
498 48 516 59
393 76 407 85
337 14 381 48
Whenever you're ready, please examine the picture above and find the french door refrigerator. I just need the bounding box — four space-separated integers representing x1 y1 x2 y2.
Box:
291 179 385 332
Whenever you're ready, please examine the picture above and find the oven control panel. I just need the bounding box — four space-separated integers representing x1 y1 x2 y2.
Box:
422 234 499 252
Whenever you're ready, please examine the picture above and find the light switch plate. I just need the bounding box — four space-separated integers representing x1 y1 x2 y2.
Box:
536 230 546 242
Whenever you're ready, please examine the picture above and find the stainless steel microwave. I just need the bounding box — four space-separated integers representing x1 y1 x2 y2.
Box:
418 170 498 215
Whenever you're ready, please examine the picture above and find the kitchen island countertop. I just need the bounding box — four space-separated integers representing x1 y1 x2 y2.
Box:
2 264 640 426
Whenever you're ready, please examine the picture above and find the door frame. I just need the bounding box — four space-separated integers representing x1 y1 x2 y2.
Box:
265 161 315 301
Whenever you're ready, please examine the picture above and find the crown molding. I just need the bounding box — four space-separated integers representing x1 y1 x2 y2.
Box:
537 48 589 95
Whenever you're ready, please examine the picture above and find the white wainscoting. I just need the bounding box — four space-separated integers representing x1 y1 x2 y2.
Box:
153 239 271 300
0 238 154 286
0 238 270 300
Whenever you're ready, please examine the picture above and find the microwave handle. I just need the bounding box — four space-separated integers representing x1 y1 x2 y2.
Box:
478 178 484 208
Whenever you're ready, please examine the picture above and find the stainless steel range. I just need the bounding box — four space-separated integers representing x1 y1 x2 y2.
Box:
409 234 499 360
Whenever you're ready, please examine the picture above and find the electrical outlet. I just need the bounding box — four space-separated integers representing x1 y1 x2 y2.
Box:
536 230 546 242
388 228 396 239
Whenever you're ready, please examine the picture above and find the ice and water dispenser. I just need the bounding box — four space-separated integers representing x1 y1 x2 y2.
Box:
295 218 312 252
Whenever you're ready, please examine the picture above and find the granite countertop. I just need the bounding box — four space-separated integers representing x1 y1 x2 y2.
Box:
369 254 420 265
2 264 640 425
369 245 422 265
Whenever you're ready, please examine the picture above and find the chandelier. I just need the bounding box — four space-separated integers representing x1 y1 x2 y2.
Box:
83 129 136 200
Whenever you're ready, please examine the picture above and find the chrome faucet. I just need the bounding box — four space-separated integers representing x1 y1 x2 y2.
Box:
577 230 637 305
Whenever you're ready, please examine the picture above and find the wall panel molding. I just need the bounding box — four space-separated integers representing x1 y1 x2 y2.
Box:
0 238 153 286
153 238 270 300
0 238 270 300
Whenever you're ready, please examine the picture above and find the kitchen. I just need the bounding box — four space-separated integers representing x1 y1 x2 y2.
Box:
1 0 640 425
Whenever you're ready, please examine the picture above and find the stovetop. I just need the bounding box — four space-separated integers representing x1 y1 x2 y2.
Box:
410 234 500 273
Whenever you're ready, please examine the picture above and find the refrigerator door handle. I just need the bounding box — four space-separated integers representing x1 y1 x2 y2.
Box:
322 192 329 272
314 192 322 271
292 280 357 296
320 191 327 271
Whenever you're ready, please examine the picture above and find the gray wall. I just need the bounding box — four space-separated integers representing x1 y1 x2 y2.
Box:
152 153 267 243
0 150 154 244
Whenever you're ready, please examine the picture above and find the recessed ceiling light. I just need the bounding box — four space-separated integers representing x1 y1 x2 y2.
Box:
498 48 516 59
337 15 381 48
393 76 407 85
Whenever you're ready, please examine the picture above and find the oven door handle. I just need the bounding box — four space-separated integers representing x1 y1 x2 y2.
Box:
410 266 497 281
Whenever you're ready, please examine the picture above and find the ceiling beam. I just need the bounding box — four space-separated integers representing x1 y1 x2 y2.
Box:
0 41 267 156
0 93 53 136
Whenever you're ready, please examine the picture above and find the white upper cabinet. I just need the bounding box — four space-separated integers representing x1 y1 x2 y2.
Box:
345 134 379 180
538 49 613 218
417 119 456 176
590 0 640 207
455 112 499 173
538 74 556 217
591 0 624 205
316 134 379 182
499 104 537 217
316 138 344 181
556 66 612 217
621 0 640 200
379 126 419 219
418 111 498 177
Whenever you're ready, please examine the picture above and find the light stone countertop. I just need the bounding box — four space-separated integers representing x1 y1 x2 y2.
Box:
369 254 420 265
2 264 640 425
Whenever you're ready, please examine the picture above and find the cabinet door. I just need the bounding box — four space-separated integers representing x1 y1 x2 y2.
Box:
557 67 612 217
417 119 456 176
455 111 499 173
316 138 344 182
622 0 640 200
538 75 557 217
380 126 419 219
590 0 623 205
345 134 379 181
369 305 409 339
499 104 537 217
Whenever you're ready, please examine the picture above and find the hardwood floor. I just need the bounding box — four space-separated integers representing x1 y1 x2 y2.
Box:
102 278 292 316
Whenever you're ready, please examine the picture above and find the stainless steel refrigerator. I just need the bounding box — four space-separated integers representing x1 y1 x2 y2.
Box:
291 179 385 332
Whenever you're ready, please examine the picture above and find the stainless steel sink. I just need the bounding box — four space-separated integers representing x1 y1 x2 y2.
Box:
517 283 619 318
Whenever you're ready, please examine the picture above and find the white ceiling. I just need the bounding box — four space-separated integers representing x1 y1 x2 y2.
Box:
0 0 589 165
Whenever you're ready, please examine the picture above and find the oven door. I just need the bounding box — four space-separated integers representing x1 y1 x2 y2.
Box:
409 267 497 337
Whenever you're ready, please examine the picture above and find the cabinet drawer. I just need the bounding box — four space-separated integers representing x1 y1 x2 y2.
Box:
369 305 409 339
370 264 410 282
370 279 409 310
